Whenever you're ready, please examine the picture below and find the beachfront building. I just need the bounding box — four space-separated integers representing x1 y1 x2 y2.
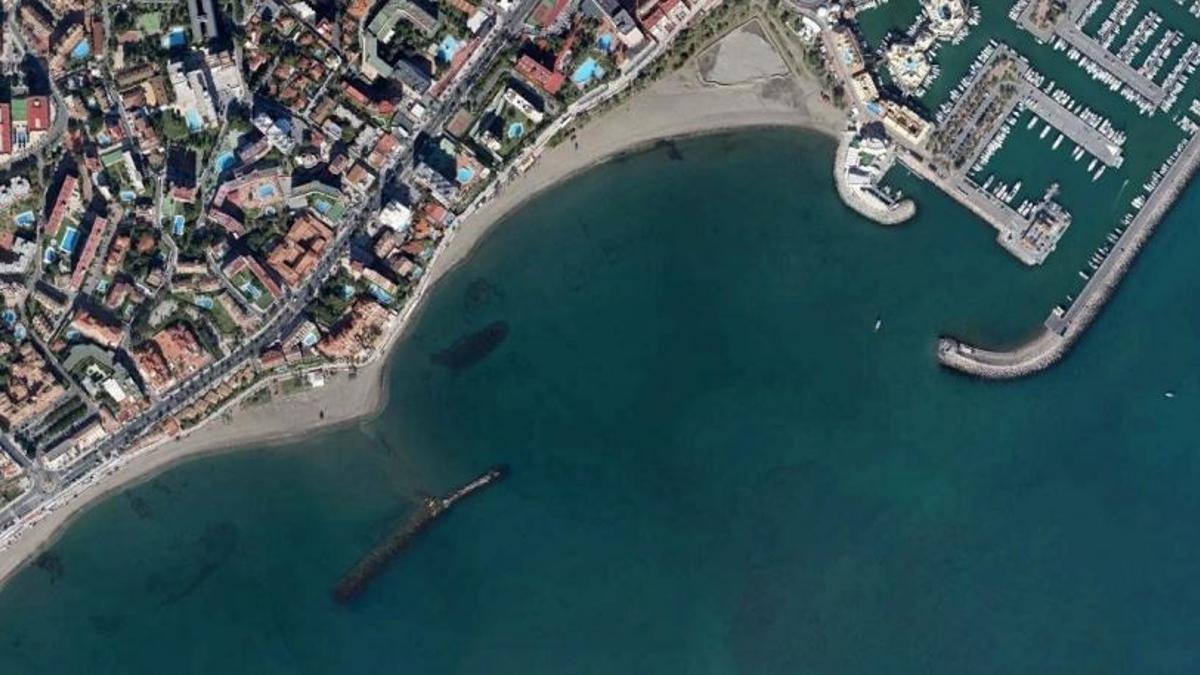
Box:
131 323 213 395
882 100 933 147
316 298 392 361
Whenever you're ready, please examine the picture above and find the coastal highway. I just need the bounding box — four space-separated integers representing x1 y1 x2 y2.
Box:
52 0 545 487
3 0 699 541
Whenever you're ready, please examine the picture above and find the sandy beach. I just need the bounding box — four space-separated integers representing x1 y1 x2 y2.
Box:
0 21 845 587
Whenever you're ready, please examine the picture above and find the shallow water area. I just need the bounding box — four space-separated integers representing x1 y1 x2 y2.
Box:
1 129 1199 673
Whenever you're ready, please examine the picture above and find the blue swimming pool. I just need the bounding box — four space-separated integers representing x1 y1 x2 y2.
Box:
194 295 213 309
507 121 525 139
571 57 606 87
597 33 614 51
216 151 236 172
173 215 185 236
257 184 276 200
438 35 460 63
13 211 34 228
368 284 393 304
240 282 262 301
456 166 475 183
314 199 332 214
42 248 57 265
71 40 90 60
59 226 79 254
120 190 136 202
163 27 187 48
1 310 15 328
185 108 203 131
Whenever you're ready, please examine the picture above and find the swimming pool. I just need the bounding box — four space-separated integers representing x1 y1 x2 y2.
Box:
456 166 475 183
42 248 57 265
1 310 15 328
185 108 203 132
173 215 185 236
240 282 262 301
120 190 136 203
368 284 393 304
257 184 277 200
597 33 614 51
71 40 90 60
314 199 332 215
507 121 525 139
13 211 34 228
59 226 80 254
216 151 236 172
162 27 187 48
438 35 460 63
571 57 606 87
194 295 213 309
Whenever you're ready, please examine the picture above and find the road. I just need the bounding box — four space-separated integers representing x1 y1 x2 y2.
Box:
0 0 700 543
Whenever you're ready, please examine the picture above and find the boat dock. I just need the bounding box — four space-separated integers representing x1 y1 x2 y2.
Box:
1018 0 1166 108
939 130 1200 377
1024 87 1124 167
332 465 507 604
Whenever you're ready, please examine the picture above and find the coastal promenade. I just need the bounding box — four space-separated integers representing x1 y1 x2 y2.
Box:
939 131 1200 378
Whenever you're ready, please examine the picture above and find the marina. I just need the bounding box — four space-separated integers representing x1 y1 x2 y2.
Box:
849 0 1200 375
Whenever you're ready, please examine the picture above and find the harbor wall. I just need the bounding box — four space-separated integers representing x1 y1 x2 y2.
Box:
938 131 1200 379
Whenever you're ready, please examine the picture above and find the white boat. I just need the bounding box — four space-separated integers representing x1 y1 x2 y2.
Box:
874 317 882 332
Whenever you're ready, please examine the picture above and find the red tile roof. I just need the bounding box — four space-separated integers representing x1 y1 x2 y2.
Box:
46 174 78 237
69 216 107 291
516 54 564 96
27 96 50 132
0 104 11 155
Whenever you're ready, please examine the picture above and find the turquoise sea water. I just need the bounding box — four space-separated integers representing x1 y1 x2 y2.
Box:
3 129 1200 673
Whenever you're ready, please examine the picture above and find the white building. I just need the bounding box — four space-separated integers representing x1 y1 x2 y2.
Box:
379 200 412 233
168 61 220 130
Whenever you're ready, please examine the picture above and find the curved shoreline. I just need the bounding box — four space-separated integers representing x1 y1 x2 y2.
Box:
0 62 845 589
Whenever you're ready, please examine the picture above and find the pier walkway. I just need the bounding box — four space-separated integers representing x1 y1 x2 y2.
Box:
1024 87 1124 167
897 149 1045 265
1020 0 1166 106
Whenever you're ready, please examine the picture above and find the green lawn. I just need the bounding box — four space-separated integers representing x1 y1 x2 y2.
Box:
137 12 162 34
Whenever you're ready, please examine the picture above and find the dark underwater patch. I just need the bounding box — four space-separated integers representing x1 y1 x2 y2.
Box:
33 551 64 583
430 321 509 370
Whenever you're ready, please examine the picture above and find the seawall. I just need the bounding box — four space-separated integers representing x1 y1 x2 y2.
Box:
939 131 1200 379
